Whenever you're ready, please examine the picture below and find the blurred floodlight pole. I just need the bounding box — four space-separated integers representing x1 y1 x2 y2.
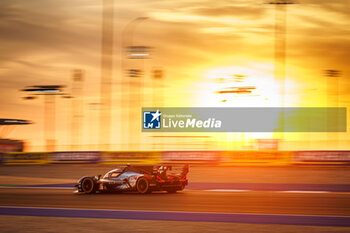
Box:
324 69 341 149
45 94 55 151
267 0 295 146
121 17 149 150
266 1 295 81
21 85 68 151
71 69 84 150
151 68 164 150
324 70 340 108
126 46 151 151
88 103 100 150
99 0 114 150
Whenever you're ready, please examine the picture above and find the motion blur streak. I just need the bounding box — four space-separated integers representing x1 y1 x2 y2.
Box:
1 0 349 151
0 166 350 232
0 206 349 226
0 188 349 216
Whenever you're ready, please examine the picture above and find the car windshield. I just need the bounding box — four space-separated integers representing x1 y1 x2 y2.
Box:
109 172 121 178
103 167 124 179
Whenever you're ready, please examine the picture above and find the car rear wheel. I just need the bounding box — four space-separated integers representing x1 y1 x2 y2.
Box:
136 177 150 194
81 177 96 194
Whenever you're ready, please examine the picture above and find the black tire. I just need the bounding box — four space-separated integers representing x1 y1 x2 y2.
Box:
81 177 96 194
166 188 177 193
136 177 150 194
179 184 185 191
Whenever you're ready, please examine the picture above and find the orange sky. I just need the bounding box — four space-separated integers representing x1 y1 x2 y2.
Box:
0 0 349 151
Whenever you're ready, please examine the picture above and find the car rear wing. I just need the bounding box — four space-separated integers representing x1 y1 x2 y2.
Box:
159 164 189 178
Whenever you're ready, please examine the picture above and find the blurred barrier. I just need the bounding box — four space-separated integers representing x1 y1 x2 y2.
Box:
1 150 349 166
293 151 350 165
221 151 292 166
161 151 220 165
101 151 160 165
3 152 50 165
0 139 24 153
51 151 101 164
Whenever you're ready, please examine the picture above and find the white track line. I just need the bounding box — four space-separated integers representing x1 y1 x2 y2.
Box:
0 186 349 194
281 191 329 194
202 190 347 194
205 189 250 192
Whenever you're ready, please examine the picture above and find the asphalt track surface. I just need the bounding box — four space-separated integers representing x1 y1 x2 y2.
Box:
2 165 350 184
1 166 350 231
8 182 350 192
0 188 349 225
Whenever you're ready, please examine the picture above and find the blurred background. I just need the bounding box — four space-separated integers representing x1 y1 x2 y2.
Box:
0 0 349 152
1 1 350 232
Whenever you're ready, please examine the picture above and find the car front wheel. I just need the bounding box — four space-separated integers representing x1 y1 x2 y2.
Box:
81 177 96 194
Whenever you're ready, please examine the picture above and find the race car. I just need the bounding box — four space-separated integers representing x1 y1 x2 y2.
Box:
75 164 189 194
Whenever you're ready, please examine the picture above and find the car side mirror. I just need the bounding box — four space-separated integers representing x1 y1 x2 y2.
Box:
98 175 102 180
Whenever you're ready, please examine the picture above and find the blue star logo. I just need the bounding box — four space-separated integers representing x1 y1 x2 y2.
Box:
143 110 161 129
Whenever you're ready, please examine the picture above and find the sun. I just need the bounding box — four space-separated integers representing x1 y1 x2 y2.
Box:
194 65 303 144
197 65 283 107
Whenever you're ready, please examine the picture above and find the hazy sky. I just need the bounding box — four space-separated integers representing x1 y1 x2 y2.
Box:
0 0 349 150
